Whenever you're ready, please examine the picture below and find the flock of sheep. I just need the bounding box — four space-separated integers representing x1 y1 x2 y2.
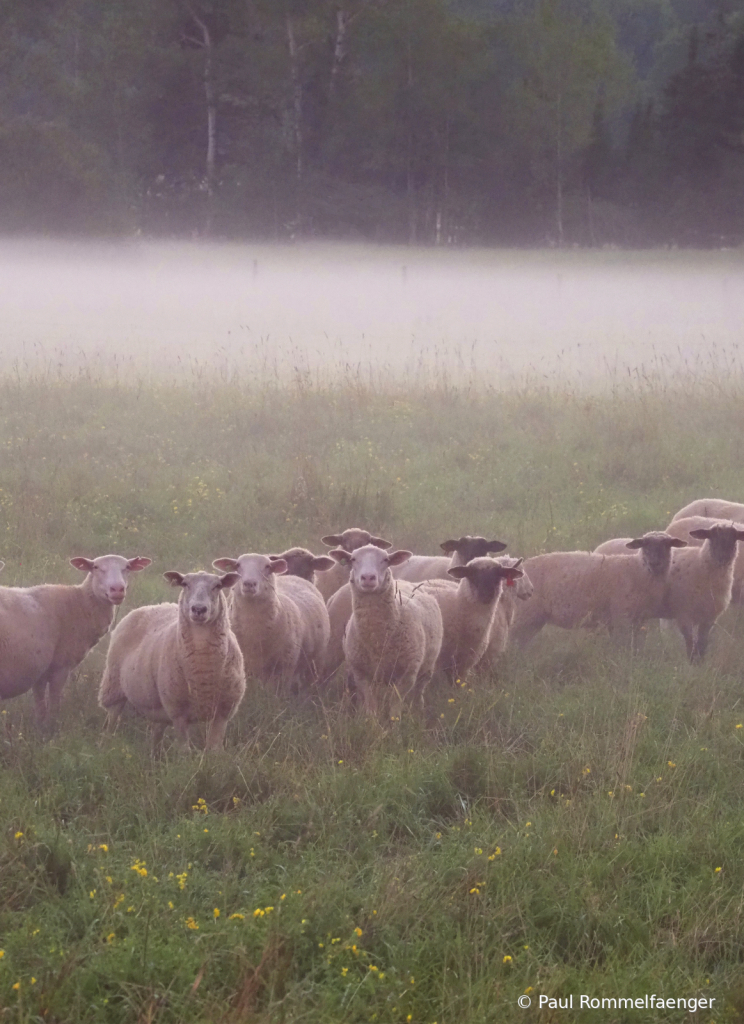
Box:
1 497 744 751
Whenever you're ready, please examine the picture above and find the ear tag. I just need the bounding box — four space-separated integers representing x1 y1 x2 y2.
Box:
506 578 515 587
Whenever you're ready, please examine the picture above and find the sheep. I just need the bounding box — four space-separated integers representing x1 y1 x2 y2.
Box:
510 533 686 646
391 536 507 583
328 544 443 718
660 523 744 661
483 555 535 663
99 571 244 754
420 557 524 681
317 528 392 601
665 516 744 604
212 553 330 688
0 554 152 729
268 547 336 587
671 499 744 524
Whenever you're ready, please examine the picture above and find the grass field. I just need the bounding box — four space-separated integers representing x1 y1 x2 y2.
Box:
2 325 744 1021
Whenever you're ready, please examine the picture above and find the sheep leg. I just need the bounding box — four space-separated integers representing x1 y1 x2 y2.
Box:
205 716 228 751
171 716 192 751
692 623 714 662
45 667 70 730
32 677 50 729
352 676 377 717
150 722 168 758
103 701 127 734
677 622 696 661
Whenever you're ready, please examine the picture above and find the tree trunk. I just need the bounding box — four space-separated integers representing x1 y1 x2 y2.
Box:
190 11 216 235
555 92 564 247
286 14 303 183
329 8 348 97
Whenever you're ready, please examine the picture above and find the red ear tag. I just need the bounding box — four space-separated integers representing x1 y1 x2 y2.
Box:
506 578 515 587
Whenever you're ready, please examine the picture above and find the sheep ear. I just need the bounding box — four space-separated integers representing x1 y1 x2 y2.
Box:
70 557 95 572
329 548 352 565
626 538 644 549
735 530 744 541
488 540 508 552
388 549 412 567
218 572 241 589
448 565 471 580
311 555 336 572
127 557 152 572
213 557 238 571
440 539 459 553
269 559 288 575
669 538 687 547
163 571 186 587
370 535 392 549
501 566 524 581
322 534 344 547
689 529 712 539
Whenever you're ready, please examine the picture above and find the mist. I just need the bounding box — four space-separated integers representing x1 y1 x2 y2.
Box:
2 239 742 386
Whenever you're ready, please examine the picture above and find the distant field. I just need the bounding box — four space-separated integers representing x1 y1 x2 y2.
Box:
2 257 744 1021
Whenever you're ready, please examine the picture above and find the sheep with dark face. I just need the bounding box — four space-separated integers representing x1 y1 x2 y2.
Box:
329 544 443 718
420 557 524 681
664 516 744 604
99 571 244 754
661 523 744 661
511 532 686 646
391 536 507 584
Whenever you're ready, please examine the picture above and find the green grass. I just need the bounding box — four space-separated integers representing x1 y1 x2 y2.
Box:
2 360 744 1022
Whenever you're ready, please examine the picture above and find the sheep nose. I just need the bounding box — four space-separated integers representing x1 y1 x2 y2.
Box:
360 573 377 585
192 604 208 617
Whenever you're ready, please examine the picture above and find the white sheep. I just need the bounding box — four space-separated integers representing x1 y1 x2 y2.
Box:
268 547 336 587
671 498 744 523
510 533 686 645
99 570 244 753
391 535 507 583
421 557 524 681
328 544 443 718
660 523 744 661
0 554 151 729
665 516 744 604
317 528 392 601
212 553 330 688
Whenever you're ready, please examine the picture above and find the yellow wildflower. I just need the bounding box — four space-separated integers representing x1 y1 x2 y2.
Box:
503 955 512 963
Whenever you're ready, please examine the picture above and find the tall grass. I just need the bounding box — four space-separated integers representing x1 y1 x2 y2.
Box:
1 357 743 1022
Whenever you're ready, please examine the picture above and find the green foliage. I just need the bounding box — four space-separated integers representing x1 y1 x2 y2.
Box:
1 0 743 242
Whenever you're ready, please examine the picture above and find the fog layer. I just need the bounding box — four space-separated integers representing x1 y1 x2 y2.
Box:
2 241 742 385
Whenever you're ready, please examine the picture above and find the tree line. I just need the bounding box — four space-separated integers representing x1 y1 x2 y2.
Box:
1 0 743 246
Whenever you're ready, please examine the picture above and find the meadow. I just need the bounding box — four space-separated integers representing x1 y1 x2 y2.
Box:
2 246 744 1023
